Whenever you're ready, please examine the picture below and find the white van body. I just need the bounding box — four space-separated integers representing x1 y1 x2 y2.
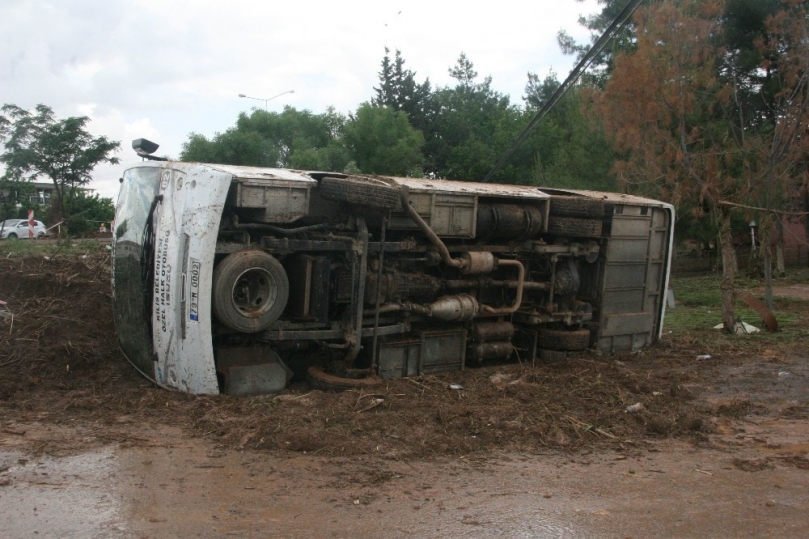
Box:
113 162 674 395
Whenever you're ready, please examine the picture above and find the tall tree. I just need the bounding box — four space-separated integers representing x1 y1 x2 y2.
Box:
0 177 34 225
181 128 268 166
60 191 116 236
342 103 424 176
423 54 527 181
0 104 120 223
368 50 616 187
595 0 809 329
725 0 809 298
594 0 745 330
523 71 618 191
557 0 640 85
181 106 351 172
448 53 478 87
372 48 433 131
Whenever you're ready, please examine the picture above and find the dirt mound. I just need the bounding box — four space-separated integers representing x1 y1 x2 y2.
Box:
0 251 125 396
1 252 710 459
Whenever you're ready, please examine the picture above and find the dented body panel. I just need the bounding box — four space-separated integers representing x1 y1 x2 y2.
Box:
114 163 231 394
150 166 231 394
113 162 674 395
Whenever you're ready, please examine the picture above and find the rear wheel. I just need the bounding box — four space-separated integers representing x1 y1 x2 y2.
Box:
212 251 289 333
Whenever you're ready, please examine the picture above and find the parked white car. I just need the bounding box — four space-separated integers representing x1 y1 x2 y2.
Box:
0 219 48 239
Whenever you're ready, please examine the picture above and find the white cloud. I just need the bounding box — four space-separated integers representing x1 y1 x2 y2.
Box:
1 0 600 203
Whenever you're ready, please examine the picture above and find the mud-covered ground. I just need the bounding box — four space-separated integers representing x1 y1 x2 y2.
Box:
1 249 808 537
0 251 724 457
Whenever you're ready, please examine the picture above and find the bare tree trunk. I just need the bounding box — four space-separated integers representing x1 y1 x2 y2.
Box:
763 248 774 310
760 214 774 310
731 242 738 274
775 216 786 277
719 207 736 332
804 180 809 267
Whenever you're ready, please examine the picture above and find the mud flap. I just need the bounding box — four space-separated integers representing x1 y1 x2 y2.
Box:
216 345 292 396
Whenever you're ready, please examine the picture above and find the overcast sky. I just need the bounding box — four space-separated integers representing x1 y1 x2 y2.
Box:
1 0 599 201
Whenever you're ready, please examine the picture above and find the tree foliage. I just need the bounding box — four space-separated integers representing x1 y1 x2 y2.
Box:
557 0 640 85
181 106 351 172
60 191 116 236
592 0 809 328
523 72 618 191
372 48 433 133
726 0 809 291
343 103 424 176
424 56 521 180
0 178 34 223
0 104 120 221
595 0 747 328
178 48 618 189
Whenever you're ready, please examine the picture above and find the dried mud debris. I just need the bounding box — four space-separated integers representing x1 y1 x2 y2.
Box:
733 455 809 472
0 252 805 462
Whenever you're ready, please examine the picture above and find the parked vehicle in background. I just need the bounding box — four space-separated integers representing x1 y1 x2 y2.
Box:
112 141 675 396
0 219 48 239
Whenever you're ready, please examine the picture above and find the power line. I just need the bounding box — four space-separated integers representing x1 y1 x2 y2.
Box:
482 0 646 183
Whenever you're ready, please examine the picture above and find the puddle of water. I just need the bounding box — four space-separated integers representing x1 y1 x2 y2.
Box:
110 440 582 538
0 448 127 539
2 434 808 538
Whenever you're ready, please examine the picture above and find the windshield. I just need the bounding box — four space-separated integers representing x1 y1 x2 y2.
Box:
112 166 161 377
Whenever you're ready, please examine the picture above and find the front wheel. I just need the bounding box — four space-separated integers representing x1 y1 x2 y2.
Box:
7 232 17 239
212 251 289 333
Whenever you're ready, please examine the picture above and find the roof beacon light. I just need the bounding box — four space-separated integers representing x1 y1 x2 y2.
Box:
132 138 167 161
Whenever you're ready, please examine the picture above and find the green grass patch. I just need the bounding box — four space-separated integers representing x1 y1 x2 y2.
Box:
666 268 809 351
0 237 108 258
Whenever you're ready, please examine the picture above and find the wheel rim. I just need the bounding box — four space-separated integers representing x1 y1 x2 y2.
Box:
231 267 278 317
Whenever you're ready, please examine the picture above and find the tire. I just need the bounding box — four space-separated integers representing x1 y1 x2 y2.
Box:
537 328 591 351
7 233 17 239
212 251 289 333
307 366 384 392
319 176 400 209
549 196 606 218
546 217 602 238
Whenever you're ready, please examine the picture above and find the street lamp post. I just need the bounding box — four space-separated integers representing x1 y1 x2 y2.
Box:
238 90 295 111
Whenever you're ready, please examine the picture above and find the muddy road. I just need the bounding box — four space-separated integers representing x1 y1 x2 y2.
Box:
2 427 808 538
1 252 808 537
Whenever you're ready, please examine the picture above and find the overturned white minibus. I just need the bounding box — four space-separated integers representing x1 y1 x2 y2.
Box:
113 150 674 395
